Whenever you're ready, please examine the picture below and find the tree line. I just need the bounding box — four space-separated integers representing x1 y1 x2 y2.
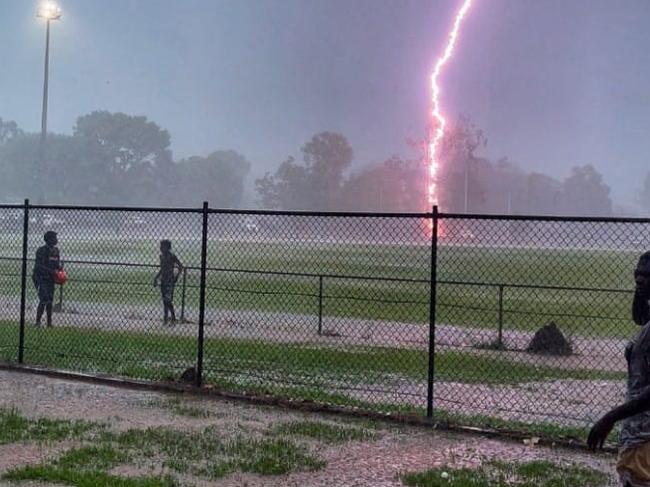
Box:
0 111 629 216
0 112 250 207
256 117 616 216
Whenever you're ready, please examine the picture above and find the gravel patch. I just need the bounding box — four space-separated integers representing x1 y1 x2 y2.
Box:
0 370 619 486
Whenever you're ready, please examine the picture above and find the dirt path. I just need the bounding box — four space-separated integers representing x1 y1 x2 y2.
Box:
0 370 618 486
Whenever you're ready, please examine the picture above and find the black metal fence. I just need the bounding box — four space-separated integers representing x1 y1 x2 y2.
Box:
0 200 645 438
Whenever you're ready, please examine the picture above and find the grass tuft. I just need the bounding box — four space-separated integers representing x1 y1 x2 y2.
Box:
146 397 213 418
401 459 608 487
4 465 177 487
272 420 376 443
0 407 100 445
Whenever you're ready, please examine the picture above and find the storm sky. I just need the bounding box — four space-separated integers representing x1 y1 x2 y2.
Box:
1 0 649 206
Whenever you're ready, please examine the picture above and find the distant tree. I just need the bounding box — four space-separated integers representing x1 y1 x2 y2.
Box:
73 111 173 204
176 151 250 208
525 172 562 215
0 118 22 145
436 116 487 213
256 157 310 210
340 156 424 212
0 133 94 203
255 132 353 210
560 165 612 216
302 132 353 210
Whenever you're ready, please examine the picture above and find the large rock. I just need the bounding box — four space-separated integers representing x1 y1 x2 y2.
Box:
526 322 573 356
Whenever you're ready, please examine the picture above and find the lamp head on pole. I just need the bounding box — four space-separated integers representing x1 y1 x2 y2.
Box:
37 1 62 21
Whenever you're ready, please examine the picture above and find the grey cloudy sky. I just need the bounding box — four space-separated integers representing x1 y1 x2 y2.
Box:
1 0 649 206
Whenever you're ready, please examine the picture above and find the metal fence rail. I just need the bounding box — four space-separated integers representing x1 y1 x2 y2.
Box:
0 199 644 439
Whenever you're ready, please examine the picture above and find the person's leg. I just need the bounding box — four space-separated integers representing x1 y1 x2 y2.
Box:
168 302 176 324
36 302 45 326
163 302 169 325
36 282 50 326
41 282 55 327
168 284 176 324
162 283 175 325
46 303 53 327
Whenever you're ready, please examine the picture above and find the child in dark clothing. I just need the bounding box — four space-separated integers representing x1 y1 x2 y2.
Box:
153 240 184 326
32 231 62 327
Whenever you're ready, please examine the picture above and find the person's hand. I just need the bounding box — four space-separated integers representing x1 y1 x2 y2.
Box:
588 414 616 451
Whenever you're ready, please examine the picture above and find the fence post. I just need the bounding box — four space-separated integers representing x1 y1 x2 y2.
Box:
18 199 30 364
318 275 324 335
497 285 504 348
426 206 438 419
180 267 187 322
195 201 209 387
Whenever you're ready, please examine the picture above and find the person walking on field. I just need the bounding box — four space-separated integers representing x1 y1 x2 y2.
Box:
153 240 184 326
32 231 62 327
589 251 650 486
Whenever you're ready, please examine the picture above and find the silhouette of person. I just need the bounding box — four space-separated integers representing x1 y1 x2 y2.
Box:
589 251 650 486
32 230 62 327
153 240 184 326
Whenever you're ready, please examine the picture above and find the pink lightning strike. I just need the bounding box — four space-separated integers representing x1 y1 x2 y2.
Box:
428 0 473 209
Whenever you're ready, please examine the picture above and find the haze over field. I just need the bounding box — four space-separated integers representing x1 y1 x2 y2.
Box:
2 0 650 214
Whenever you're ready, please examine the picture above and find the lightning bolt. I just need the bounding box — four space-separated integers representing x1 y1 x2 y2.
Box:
428 0 473 209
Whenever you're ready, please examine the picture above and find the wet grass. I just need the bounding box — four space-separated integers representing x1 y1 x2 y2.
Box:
0 239 641 338
145 397 213 419
0 323 624 389
401 459 608 487
0 322 621 444
4 466 177 487
5 422 326 486
272 420 376 443
0 407 100 445
113 426 325 478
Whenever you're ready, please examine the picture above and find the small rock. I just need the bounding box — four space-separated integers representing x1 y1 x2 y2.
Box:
526 322 572 356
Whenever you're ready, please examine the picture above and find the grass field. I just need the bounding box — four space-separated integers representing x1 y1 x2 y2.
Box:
0 231 636 443
0 377 615 487
0 321 624 433
0 235 641 338
401 460 608 487
0 322 624 385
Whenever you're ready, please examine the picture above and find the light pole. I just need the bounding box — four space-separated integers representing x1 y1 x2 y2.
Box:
36 1 62 201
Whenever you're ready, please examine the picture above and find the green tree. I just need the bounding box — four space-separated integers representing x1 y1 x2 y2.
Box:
526 172 562 215
560 165 612 216
436 116 487 213
255 132 353 210
73 111 173 204
302 132 353 210
256 157 310 210
0 118 22 145
0 133 96 203
176 151 250 207
340 156 424 212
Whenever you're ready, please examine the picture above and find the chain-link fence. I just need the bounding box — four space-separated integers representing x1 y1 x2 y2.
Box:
0 201 642 439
